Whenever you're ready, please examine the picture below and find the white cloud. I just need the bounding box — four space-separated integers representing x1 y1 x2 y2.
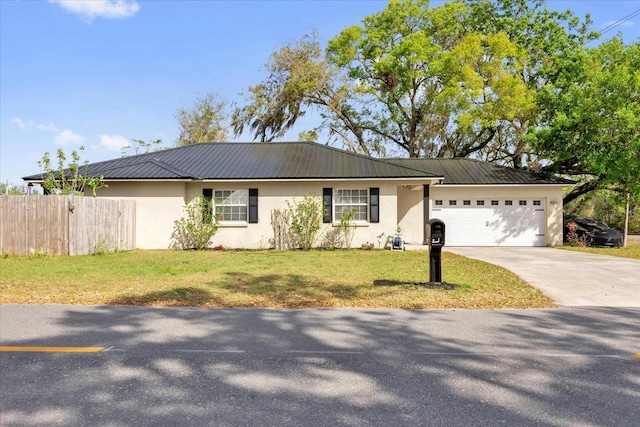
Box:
10 118 27 128
49 0 140 22
55 129 85 146
11 118 60 131
99 134 129 151
37 122 59 132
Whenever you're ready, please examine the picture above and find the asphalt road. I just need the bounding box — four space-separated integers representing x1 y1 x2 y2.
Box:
1 305 639 426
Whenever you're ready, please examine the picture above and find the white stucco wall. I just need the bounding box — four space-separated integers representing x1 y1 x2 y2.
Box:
95 182 187 249
396 185 425 244
429 185 566 246
93 180 565 249
186 180 423 249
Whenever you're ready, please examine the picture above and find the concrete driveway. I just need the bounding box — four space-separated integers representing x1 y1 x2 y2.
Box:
444 247 640 307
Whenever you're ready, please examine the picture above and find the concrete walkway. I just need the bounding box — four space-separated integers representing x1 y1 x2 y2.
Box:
444 247 640 307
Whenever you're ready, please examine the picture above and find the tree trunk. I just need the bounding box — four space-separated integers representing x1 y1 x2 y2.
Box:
623 192 630 248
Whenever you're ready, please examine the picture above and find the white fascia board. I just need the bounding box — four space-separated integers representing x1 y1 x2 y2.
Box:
196 177 445 183
434 183 573 188
22 178 196 184
25 177 445 184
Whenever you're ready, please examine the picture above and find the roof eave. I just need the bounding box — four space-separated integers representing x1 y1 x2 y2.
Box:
435 182 574 187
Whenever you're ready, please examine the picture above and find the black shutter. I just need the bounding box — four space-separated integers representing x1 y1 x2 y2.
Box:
248 188 258 223
370 187 379 223
323 188 332 223
203 188 213 222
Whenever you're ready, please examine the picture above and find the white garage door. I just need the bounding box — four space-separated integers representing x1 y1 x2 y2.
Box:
431 198 546 246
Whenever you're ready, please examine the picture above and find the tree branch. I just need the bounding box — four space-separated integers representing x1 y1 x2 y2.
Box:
563 178 603 205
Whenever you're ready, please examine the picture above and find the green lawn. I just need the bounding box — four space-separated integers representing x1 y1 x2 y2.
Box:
557 238 640 260
0 249 554 309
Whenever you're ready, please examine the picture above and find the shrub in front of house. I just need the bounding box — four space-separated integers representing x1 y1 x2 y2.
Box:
286 193 323 250
171 196 220 250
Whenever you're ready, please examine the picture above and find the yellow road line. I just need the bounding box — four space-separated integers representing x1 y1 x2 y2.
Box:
0 346 103 353
635 353 640 360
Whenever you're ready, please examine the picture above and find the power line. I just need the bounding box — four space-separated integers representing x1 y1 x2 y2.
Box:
601 8 640 34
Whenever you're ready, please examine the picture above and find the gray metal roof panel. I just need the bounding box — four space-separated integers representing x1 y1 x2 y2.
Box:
387 158 574 185
22 142 570 184
23 142 439 181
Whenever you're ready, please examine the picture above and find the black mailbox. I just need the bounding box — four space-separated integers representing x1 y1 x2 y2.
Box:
426 219 445 283
427 219 445 248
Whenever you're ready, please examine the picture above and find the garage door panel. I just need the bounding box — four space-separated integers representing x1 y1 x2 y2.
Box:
497 206 545 246
432 199 545 247
432 205 488 246
492 206 538 246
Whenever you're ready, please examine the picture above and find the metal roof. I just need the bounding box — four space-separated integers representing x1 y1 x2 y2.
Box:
22 142 440 181
387 158 574 185
22 141 572 185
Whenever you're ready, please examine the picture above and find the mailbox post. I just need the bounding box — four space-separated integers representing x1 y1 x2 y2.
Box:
426 219 445 283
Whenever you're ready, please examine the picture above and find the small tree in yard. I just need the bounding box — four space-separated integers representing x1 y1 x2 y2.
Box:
286 193 323 250
171 196 220 250
37 146 105 196
339 208 357 249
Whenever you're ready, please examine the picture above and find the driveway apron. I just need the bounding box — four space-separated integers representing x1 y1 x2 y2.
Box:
444 247 640 307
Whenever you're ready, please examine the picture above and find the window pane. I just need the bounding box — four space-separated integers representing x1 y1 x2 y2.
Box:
333 188 368 222
230 190 247 204
214 189 248 221
355 206 367 221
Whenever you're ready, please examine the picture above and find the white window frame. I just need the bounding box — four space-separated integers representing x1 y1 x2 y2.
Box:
333 188 369 223
213 189 248 223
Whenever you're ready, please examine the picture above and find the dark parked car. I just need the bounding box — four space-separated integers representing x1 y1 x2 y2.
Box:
563 215 623 247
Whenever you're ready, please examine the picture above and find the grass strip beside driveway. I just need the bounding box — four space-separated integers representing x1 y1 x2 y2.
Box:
557 239 640 260
0 250 554 309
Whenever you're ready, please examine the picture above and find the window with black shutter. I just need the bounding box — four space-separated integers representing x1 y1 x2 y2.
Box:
248 188 258 223
323 188 332 223
369 187 379 223
203 188 213 222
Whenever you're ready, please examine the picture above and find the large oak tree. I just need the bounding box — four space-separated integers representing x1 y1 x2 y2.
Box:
232 0 639 205
233 0 594 168
531 37 640 204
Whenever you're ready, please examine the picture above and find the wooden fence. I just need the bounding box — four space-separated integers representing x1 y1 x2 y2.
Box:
0 195 136 256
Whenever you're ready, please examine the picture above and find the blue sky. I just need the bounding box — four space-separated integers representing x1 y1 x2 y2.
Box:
2 0 639 186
